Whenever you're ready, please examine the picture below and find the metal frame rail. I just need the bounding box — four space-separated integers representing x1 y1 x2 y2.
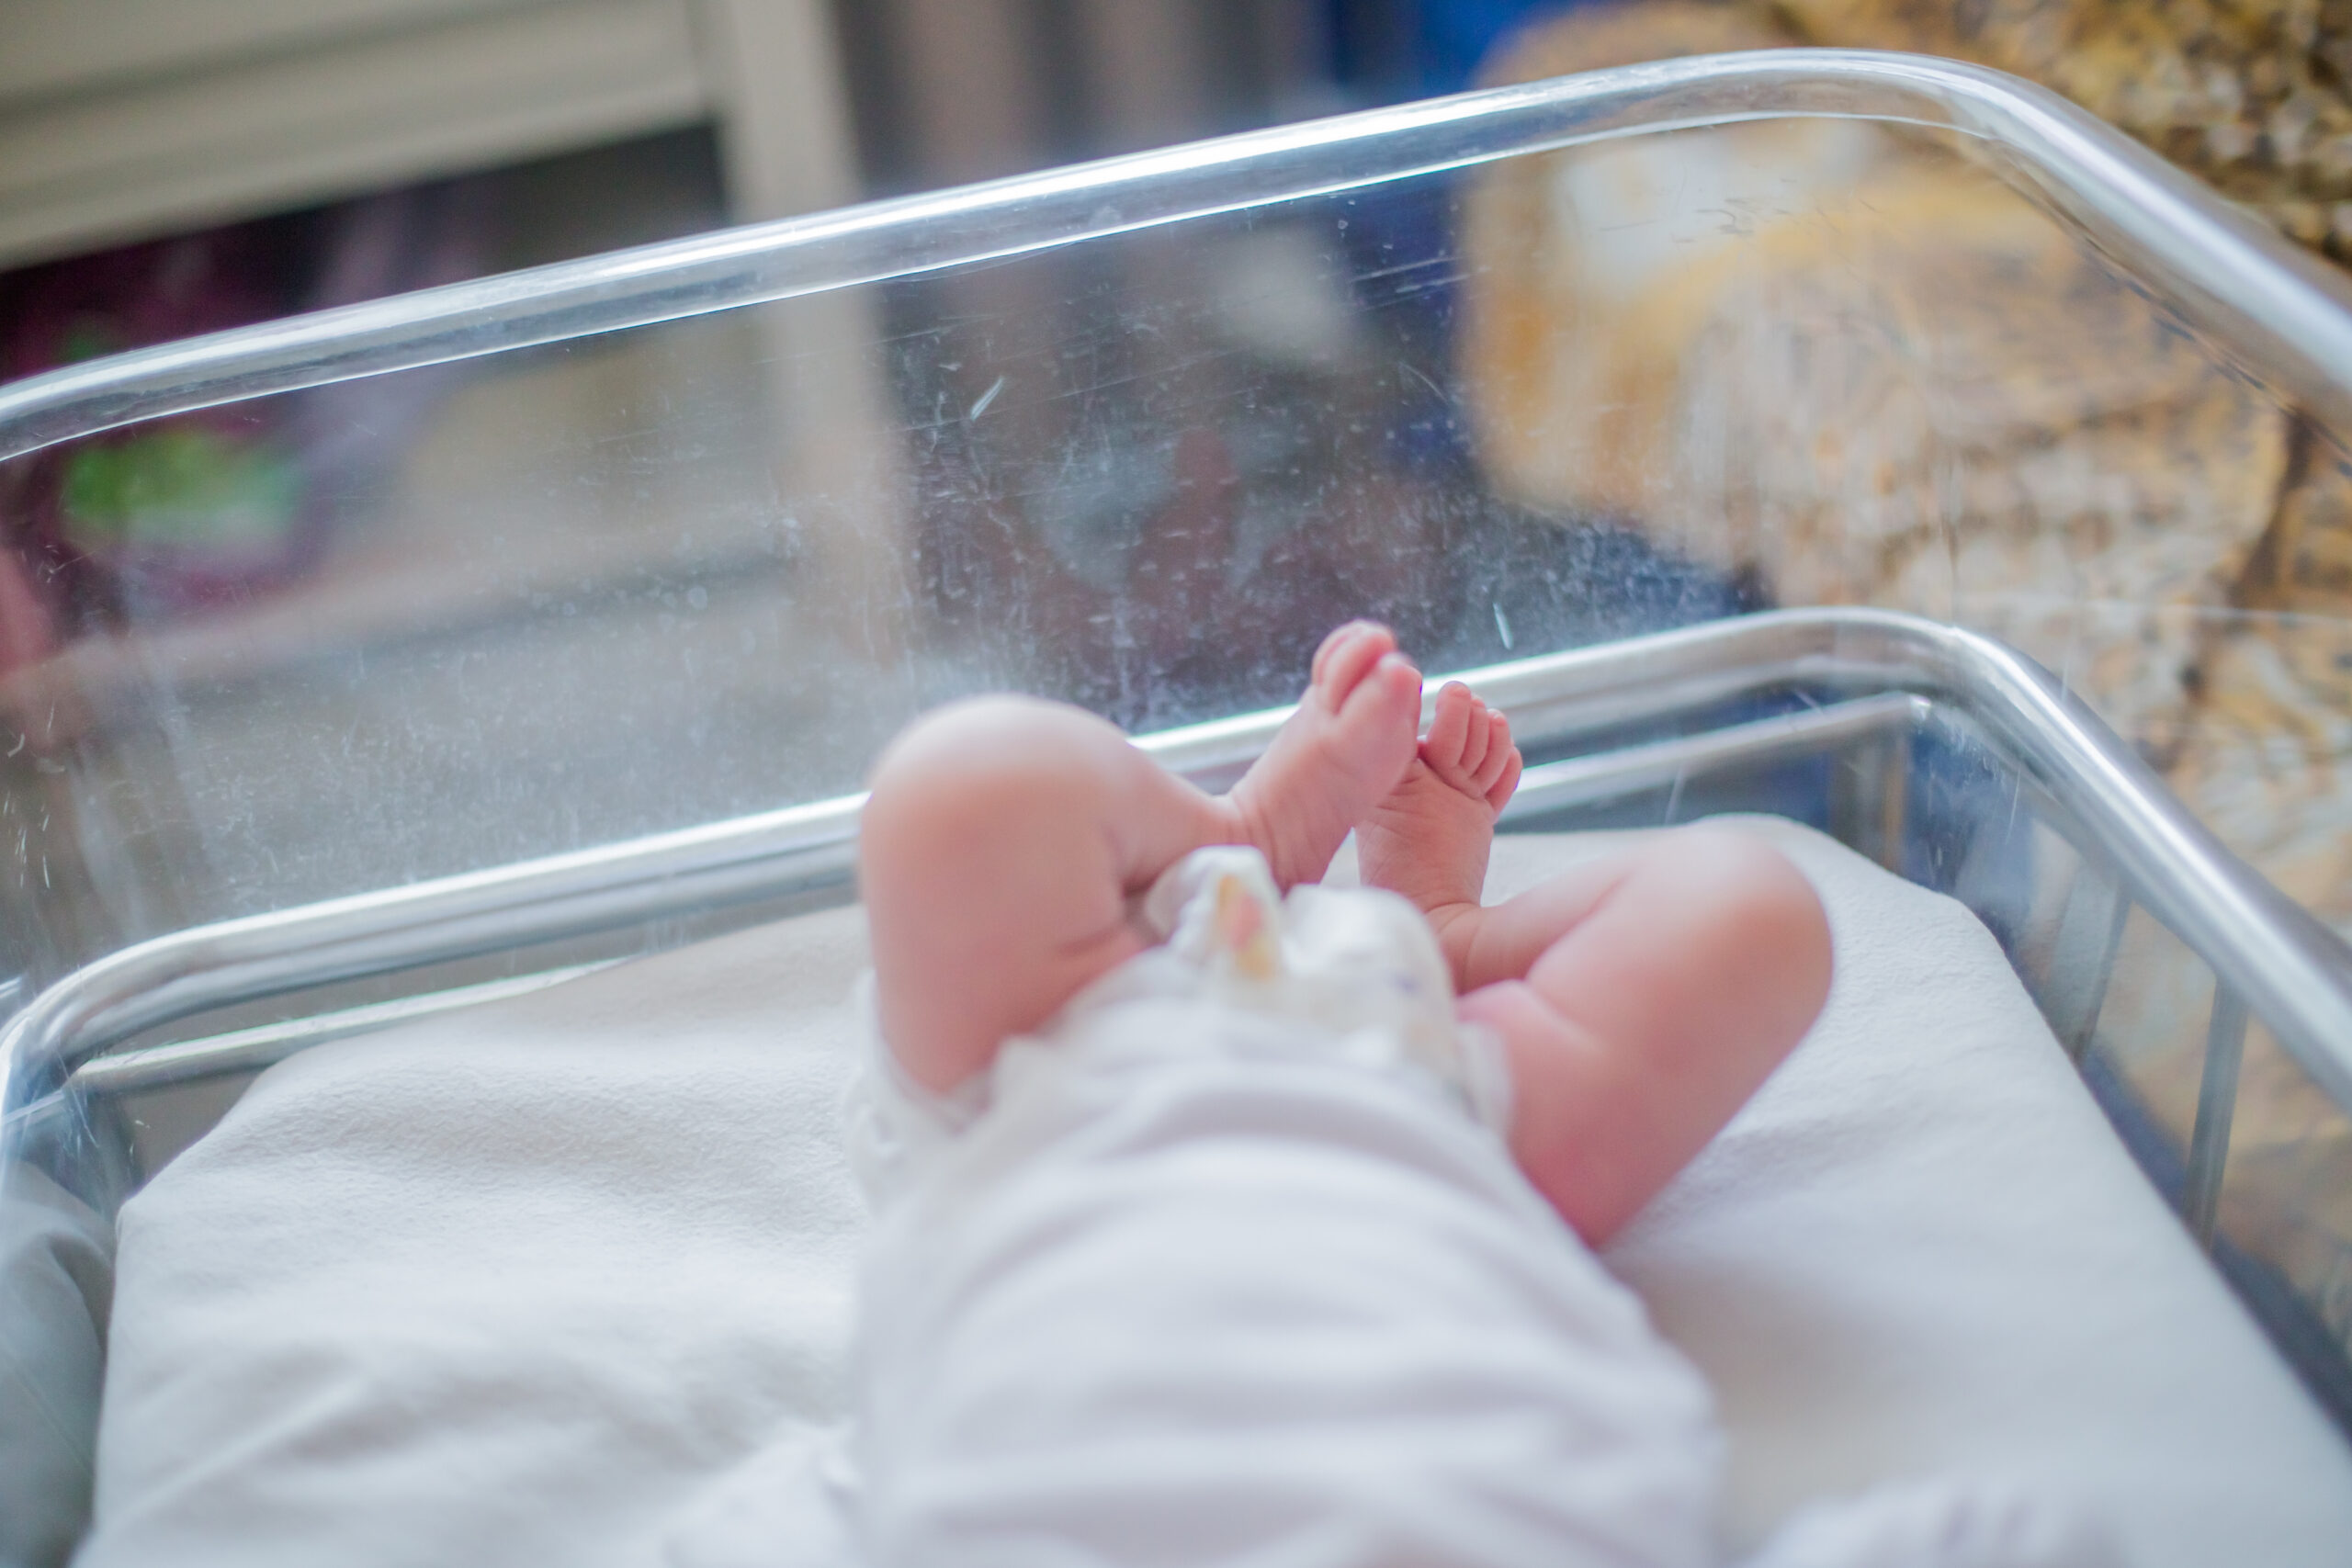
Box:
1 46 2349 1299
4 51 2352 461
8 611 2351 1247
6 45 2352 1195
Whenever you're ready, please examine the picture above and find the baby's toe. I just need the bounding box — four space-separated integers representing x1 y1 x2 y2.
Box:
1454 698 1493 778
1470 711 1514 791
1310 621 1395 701
1343 651 1423 736
1422 682 1473 766
1484 747 1523 815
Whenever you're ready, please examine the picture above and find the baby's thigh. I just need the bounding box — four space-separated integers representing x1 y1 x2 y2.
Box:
1476 826 1832 1243
1523 827 1828 1048
854 1060 1721 1568
860 696 1152 1094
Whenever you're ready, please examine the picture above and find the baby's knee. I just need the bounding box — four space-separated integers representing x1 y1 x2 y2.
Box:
865 695 1121 856
1650 827 1832 1013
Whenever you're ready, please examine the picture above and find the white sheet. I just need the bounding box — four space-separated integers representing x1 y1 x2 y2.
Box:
78 823 2352 1567
0 1161 110 1568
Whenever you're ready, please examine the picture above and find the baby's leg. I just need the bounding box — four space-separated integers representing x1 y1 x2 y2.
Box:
1360 683 1833 1247
1457 834 1832 1247
863 622 1420 1095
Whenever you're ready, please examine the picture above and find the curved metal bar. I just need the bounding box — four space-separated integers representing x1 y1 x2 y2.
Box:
49 694 1927 1101
6 50 2352 463
7 609 2350 1117
61 963 613 1100
0 797 858 1116
1502 693 1927 820
44 691 1932 1102
1454 611 2352 1106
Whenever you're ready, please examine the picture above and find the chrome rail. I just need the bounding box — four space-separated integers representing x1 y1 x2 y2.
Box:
0 799 862 1115
8 609 2350 1119
61 964 612 1100
49 690 1928 1100
6 51 2352 462
1506 692 1924 821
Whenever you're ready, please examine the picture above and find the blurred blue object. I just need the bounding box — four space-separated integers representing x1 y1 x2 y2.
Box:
1419 0 1577 88
1331 0 1589 97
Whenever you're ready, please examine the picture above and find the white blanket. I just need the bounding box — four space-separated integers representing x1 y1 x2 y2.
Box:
78 824 2352 1566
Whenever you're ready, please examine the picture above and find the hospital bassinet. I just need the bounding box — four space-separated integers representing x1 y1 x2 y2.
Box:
6 48 2352 1559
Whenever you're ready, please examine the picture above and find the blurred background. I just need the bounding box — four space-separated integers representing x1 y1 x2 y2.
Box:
9 1 2352 942
12 0 2352 1393
18 0 2352 1463
5 0 2352 1005
0 0 1633 952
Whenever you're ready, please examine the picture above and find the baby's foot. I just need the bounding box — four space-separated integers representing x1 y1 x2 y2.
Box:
1359 682 1523 954
1226 621 1422 887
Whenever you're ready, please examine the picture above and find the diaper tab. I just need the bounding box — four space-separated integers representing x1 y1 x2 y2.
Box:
1142 845 1287 985
1134 847 1514 1138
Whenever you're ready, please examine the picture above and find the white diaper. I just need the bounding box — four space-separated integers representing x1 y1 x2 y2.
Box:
836 846 2116 1568
842 846 1724 1568
846 845 1513 1209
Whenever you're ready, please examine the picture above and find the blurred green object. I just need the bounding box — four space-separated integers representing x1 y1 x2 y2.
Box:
59 427 300 553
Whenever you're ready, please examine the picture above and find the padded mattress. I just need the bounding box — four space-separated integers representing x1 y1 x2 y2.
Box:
71 823 2352 1566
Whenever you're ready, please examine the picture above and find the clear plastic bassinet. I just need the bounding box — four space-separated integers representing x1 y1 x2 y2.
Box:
6 47 2352 1553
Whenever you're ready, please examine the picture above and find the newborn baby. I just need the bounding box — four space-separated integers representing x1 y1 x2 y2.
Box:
841 622 2102 1568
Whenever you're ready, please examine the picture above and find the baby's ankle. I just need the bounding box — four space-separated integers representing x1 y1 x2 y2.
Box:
1218 789 1280 872
1420 898 1487 994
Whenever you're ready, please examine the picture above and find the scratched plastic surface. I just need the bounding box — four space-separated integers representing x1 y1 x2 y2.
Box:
6 118 2346 973
10 62 2352 1561
0 184 1753 967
